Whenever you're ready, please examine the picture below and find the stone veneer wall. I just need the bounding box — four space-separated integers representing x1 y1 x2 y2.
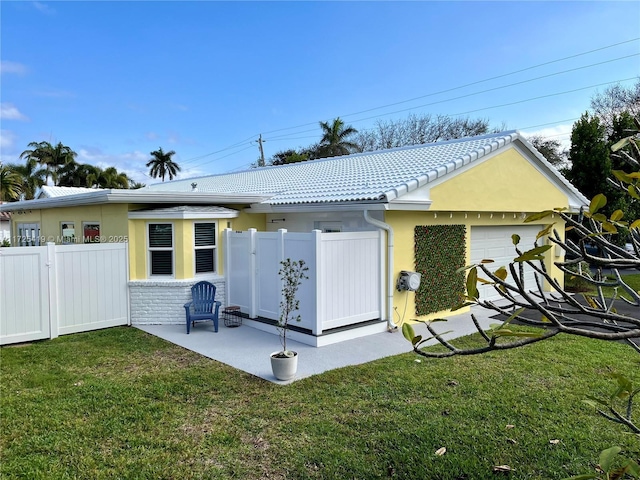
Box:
129 276 226 325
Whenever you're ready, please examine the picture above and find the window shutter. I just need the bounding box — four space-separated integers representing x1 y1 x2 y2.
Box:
151 251 173 275
195 249 214 274
195 223 215 246
149 224 172 248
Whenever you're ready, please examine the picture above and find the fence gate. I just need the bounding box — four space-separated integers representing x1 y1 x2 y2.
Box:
0 246 50 344
0 243 130 345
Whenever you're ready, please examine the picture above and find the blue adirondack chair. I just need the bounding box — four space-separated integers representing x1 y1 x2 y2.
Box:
184 281 221 334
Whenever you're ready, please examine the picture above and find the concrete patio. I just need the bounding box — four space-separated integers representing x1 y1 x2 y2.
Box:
135 306 498 384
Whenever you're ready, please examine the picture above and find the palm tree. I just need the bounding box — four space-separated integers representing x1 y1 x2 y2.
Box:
20 141 77 185
57 161 94 187
6 158 46 200
0 165 23 201
316 118 358 158
99 167 130 189
146 147 180 182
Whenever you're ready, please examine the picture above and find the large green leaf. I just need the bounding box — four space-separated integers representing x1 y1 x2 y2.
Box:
514 245 552 262
610 210 625 222
599 446 622 474
494 266 508 281
536 224 554 241
466 267 479 300
402 323 416 343
611 137 631 152
613 169 633 184
589 194 607 214
524 210 554 223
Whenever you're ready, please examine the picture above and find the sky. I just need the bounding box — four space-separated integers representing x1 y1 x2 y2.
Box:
1 1 639 186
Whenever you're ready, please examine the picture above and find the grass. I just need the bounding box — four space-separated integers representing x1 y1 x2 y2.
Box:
566 272 640 299
1 326 639 479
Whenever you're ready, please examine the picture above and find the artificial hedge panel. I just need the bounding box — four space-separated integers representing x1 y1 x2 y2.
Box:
414 224 467 316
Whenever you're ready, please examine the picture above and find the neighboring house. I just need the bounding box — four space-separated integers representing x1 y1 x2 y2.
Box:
0 209 11 244
0 131 588 344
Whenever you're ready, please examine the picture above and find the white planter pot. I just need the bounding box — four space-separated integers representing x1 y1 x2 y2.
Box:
270 351 298 381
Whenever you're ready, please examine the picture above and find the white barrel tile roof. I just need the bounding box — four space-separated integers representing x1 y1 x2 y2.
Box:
146 132 519 205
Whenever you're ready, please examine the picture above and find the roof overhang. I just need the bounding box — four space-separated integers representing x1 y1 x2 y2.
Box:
245 200 389 214
0 189 272 212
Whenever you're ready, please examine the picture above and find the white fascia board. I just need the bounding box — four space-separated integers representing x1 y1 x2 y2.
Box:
386 200 433 211
245 201 388 214
128 210 239 220
0 190 271 211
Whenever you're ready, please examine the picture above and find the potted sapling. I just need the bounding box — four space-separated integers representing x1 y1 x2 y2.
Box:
270 258 308 381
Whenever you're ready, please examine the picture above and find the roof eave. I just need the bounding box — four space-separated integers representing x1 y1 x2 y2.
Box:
0 190 272 211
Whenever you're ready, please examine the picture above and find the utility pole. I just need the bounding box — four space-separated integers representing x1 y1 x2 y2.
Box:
257 134 265 167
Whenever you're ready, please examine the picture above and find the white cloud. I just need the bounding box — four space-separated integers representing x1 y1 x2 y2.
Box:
76 148 150 185
0 103 28 121
32 2 56 15
0 130 18 165
0 61 28 76
0 130 17 151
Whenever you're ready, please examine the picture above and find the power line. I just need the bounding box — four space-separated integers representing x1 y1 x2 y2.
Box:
259 38 640 136
192 77 634 174
176 38 639 165
264 55 639 143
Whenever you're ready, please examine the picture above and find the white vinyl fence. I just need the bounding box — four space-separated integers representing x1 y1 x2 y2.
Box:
224 229 382 335
0 243 129 345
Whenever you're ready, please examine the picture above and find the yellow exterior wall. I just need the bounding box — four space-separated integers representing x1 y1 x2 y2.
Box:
430 148 568 212
10 204 128 244
227 210 266 232
127 213 265 280
128 219 147 280
385 210 565 322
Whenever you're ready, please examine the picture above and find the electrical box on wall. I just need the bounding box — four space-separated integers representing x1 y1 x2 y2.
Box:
397 271 421 291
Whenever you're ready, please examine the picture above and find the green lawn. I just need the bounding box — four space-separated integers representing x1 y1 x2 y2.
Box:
1 326 638 479
567 272 640 299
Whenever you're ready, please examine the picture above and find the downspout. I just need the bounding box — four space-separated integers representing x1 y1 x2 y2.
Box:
363 210 397 331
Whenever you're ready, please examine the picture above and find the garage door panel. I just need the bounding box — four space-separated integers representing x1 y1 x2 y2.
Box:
471 225 540 302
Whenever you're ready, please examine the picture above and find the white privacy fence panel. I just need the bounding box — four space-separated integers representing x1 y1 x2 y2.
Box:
56 244 129 335
225 230 255 314
317 233 381 330
0 243 129 345
0 246 50 344
224 229 382 335
256 233 283 320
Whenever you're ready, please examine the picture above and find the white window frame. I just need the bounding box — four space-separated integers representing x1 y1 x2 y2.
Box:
148 222 174 278
193 221 217 275
82 222 101 244
16 222 41 246
61 221 76 244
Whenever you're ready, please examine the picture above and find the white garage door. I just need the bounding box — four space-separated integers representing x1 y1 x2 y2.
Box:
470 225 542 302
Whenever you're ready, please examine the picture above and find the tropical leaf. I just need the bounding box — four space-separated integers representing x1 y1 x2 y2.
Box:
599 446 622 474
589 193 607 214
610 210 624 222
494 266 508 281
524 211 554 222
514 245 552 262
402 323 416 343
466 267 479 300
536 224 554 240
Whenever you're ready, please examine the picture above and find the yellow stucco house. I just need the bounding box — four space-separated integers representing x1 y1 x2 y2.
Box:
0 131 588 345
